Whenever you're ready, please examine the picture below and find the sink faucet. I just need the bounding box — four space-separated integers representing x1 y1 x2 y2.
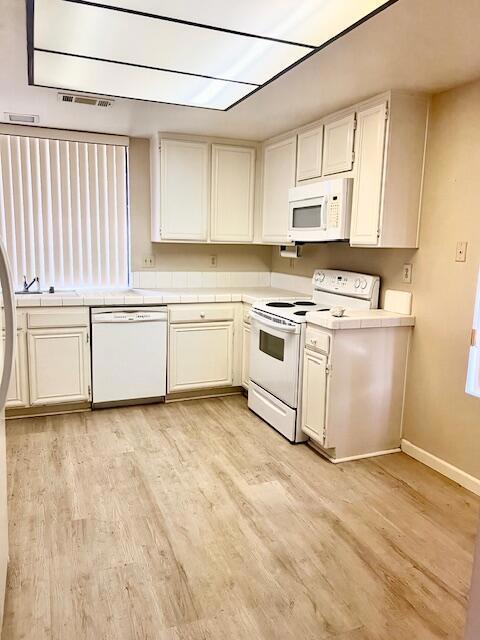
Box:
23 275 39 292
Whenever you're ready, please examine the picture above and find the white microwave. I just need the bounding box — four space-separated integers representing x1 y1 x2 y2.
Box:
288 178 353 242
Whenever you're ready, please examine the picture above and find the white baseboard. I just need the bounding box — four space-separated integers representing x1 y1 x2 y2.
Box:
401 439 480 496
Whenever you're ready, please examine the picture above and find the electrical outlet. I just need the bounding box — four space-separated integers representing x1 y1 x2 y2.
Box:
402 263 412 284
143 256 155 268
209 255 217 269
455 241 467 262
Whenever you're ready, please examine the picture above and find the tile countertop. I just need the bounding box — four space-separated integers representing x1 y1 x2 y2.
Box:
306 308 415 330
10 287 306 308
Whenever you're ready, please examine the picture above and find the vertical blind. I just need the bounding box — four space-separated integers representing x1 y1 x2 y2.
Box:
0 134 129 290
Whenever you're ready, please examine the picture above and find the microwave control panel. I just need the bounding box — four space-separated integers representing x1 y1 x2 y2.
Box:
327 195 340 228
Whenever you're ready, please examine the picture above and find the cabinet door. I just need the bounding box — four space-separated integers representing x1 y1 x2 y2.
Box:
28 328 90 405
297 126 323 181
241 323 251 389
301 350 328 445
160 139 209 241
211 144 255 242
350 101 388 246
322 112 355 175
4 331 29 408
262 136 297 243
168 321 234 392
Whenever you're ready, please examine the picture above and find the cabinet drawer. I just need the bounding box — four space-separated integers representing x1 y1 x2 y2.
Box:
27 309 89 329
305 326 330 354
169 304 235 324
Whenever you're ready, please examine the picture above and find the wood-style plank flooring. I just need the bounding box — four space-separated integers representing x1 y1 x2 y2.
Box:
2 395 479 639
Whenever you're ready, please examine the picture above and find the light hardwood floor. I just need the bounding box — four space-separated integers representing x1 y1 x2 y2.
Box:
2 396 479 640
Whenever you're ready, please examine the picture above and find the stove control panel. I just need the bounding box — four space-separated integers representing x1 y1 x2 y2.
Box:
312 269 379 300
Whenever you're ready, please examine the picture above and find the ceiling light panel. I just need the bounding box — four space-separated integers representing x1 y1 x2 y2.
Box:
87 0 394 46
33 50 254 110
29 0 396 109
34 0 311 85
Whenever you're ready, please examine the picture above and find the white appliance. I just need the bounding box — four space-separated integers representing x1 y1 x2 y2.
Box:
92 307 167 407
248 270 379 443
288 178 353 242
0 239 16 623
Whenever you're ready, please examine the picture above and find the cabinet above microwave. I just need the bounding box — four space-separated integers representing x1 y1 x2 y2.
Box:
288 178 353 243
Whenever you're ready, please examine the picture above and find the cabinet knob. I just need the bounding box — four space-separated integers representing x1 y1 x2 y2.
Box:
200 312 205 318
311 339 317 345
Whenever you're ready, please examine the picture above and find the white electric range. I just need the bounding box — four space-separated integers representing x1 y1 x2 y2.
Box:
248 269 380 443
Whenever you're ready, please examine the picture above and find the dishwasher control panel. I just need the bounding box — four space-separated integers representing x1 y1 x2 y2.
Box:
91 306 167 323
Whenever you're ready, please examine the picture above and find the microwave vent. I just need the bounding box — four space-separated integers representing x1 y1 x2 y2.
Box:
58 93 114 108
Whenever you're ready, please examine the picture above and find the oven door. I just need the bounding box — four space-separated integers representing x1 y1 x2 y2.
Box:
249 311 301 408
288 195 327 242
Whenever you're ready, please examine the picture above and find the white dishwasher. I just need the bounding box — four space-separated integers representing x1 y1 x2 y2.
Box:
91 307 167 407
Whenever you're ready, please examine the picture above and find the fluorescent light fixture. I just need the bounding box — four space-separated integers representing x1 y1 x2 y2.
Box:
27 0 397 110
3 112 39 124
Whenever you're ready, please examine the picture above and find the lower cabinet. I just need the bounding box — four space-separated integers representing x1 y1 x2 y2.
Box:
241 322 250 389
5 331 29 408
28 328 90 406
169 321 234 392
5 308 91 412
301 350 328 446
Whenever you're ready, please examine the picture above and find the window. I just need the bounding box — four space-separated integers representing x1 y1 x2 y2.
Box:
0 134 129 290
466 267 480 397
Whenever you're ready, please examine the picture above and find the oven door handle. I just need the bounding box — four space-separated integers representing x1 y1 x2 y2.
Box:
250 311 298 333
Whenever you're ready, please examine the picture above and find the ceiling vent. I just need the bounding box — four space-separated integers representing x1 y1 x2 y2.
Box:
58 93 114 108
3 112 39 124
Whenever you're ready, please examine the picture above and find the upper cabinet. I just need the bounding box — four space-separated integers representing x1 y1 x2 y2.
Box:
210 144 255 242
322 111 356 175
150 91 429 249
350 93 429 248
296 126 323 182
159 139 209 241
350 102 387 246
261 136 297 243
150 137 257 243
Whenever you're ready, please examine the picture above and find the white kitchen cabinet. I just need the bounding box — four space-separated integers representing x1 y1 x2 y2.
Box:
211 144 255 242
261 136 297 243
350 93 429 248
301 350 328 446
350 102 387 246
28 328 90 406
322 112 356 175
5 331 29 408
168 321 234 392
296 126 323 181
159 139 209 241
241 322 251 389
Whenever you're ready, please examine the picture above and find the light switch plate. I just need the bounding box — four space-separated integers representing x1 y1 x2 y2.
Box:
402 263 412 284
456 241 467 262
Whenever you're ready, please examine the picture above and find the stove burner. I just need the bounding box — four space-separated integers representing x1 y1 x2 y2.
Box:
294 310 308 316
266 302 295 308
294 301 316 306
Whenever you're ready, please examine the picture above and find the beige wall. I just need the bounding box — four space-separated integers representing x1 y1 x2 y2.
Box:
273 79 480 478
272 244 416 306
128 137 272 272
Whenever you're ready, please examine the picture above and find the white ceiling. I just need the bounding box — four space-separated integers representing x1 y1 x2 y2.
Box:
2 0 480 140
